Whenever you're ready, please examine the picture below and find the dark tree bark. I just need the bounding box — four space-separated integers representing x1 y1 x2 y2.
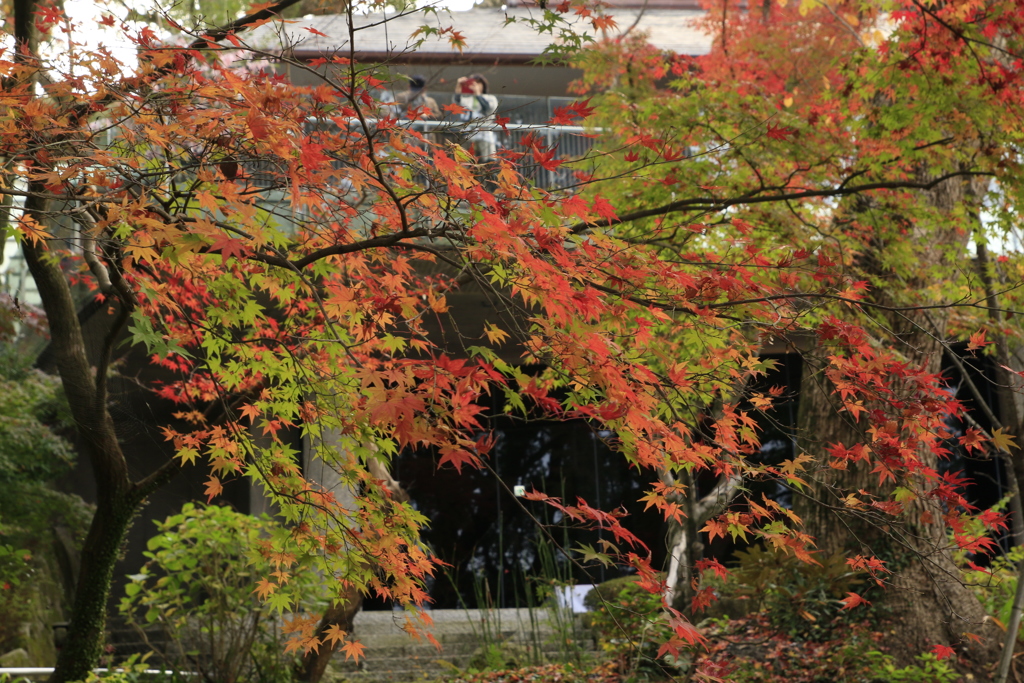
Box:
20 191 173 683
794 175 1000 668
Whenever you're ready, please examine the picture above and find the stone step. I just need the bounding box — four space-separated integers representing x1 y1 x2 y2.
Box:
102 608 597 682
323 607 597 681
328 651 601 683
353 608 576 636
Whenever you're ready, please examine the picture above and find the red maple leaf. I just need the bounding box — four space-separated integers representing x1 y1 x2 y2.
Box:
571 98 596 119
695 557 730 580
766 123 796 141
549 99 595 126
34 4 64 33
549 105 577 126
437 446 481 473
930 643 956 660
299 140 329 170
532 146 562 171
591 196 617 221
209 233 250 261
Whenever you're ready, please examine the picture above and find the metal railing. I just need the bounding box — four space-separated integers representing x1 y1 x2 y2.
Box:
0 668 195 679
238 93 602 191
280 112 599 192
414 94 600 190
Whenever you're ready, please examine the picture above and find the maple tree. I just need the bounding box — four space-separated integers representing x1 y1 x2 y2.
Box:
8 0 1024 680
571 0 1024 672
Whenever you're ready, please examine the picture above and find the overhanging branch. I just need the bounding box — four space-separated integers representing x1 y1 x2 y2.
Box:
567 170 994 234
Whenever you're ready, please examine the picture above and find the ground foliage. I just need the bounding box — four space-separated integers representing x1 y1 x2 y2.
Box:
443 662 623 683
725 545 871 641
5 0 1024 679
695 616 957 683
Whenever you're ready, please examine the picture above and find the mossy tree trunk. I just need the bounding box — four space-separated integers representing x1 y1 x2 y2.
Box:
19 189 182 683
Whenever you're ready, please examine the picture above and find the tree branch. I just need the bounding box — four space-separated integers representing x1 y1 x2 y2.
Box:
567 170 994 234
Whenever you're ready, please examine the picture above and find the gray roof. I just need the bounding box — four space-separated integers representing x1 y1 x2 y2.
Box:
253 6 712 64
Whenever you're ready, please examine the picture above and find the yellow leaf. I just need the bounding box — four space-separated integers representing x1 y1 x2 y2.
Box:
992 428 1018 452
484 323 510 345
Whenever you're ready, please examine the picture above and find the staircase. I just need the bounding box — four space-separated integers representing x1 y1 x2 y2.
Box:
328 608 596 682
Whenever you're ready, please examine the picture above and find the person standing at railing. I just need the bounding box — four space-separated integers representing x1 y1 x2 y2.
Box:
453 74 499 162
396 75 441 121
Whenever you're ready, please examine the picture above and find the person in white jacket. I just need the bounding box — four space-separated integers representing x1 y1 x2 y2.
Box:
453 73 499 161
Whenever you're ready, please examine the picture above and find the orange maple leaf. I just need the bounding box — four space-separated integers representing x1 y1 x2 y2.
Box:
204 475 223 502
16 215 50 245
239 404 261 423
340 639 366 662
839 592 870 610
253 578 277 600
967 330 990 352
323 623 347 647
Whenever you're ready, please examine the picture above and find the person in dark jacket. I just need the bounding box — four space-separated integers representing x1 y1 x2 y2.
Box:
395 74 440 119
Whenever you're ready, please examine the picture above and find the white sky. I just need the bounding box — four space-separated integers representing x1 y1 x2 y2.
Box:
54 0 478 74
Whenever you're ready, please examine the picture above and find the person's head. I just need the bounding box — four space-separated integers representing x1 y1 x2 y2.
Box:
408 74 427 92
468 73 489 94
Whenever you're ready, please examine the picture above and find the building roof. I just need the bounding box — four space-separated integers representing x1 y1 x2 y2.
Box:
255 6 712 65
508 0 705 8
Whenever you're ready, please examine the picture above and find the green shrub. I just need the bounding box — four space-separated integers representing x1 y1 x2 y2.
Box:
726 544 866 640
0 536 32 646
584 576 682 680
0 355 89 657
119 503 326 683
958 498 1023 629
863 652 957 683
0 363 75 487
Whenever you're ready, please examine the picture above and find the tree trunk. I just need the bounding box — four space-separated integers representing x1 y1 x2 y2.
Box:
796 354 998 664
18 189 147 683
51 498 139 682
665 472 742 614
294 586 364 683
794 175 1000 667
